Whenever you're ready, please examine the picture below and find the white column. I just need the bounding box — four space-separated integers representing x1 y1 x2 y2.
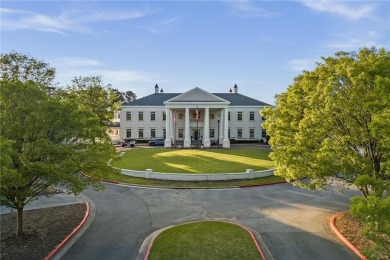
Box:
164 108 171 148
203 108 210 148
170 109 174 141
184 108 191 148
219 110 223 145
223 108 230 148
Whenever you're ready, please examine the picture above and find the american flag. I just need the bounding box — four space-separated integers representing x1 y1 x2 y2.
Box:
195 108 199 121
174 115 177 124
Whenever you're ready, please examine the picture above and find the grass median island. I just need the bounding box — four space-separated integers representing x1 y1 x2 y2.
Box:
148 221 262 260
112 148 274 173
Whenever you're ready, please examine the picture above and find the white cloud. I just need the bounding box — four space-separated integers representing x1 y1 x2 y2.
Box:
52 57 103 67
137 16 180 34
288 58 315 72
228 0 276 17
301 0 374 20
0 7 154 34
326 31 386 50
327 38 379 50
1 8 71 34
100 70 153 84
50 56 164 92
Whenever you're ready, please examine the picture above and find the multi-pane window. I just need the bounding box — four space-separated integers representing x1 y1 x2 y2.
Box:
139 129 144 138
126 129 131 138
139 112 143 121
163 112 166 121
163 129 166 138
126 112 131 121
262 129 267 138
179 129 183 138
228 112 231 121
249 128 255 138
237 112 243 121
151 129 156 138
151 112 155 121
237 129 243 138
228 128 231 138
210 129 215 138
250 112 254 121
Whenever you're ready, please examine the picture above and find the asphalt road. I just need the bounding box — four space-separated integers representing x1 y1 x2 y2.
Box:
60 182 361 260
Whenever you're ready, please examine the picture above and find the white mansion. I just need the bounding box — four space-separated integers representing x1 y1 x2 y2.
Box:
109 84 270 148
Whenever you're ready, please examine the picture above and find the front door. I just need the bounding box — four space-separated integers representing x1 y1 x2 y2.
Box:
192 129 202 141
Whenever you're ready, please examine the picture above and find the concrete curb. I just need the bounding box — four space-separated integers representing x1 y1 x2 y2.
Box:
239 181 287 188
44 201 90 260
230 221 267 260
102 179 120 184
104 180 240 190
102 178 287 190
329 211 367 260
141 220 267 260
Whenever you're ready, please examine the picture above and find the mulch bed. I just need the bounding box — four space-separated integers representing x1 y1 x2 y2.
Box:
0 203 86 260
334 212 373 257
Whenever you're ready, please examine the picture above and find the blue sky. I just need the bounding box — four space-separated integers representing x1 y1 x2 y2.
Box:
1 1 389 104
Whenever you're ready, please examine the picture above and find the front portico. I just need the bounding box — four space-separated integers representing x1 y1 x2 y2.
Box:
163 87 231 148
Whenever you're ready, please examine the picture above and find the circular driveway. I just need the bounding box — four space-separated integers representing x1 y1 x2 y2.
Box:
61 182 360 260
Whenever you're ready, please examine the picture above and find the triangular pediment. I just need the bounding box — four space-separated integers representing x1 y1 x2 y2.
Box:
165 87 228 103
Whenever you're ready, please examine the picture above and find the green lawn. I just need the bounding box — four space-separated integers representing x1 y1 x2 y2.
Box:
112 148 274 173
148 221 262 260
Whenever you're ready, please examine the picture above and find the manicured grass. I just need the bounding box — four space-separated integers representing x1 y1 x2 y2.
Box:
105 172 284 188
148 221 262 260
112 148 274 173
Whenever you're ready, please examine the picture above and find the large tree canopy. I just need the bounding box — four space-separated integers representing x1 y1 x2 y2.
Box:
65 76 120 131
111 88 137 103
0 80 118 235
0 52 122 236
262 48 390 257
262 48 390 197
0 51 56 89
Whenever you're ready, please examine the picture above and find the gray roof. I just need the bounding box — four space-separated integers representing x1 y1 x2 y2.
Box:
122 93 270 106
123 93 179 106
213 93 270 106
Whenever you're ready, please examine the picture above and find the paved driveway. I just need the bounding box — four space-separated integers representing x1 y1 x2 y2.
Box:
61 183 360 260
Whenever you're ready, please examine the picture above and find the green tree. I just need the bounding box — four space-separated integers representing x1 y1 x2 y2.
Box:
262 48 390 257
124 90 137 102
111 88 137 103
0 51 56 92
350 196 390 258
63 76 121 137
0 80 118 235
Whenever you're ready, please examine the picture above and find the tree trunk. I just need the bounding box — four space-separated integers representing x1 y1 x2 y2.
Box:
16 207 24 236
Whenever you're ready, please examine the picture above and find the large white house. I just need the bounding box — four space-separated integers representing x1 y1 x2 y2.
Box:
110 84 270 148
